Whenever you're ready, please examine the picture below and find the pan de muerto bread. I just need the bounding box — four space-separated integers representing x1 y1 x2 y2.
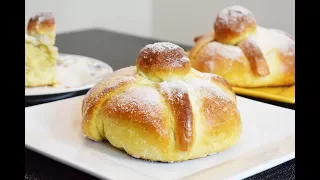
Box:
25 12 58 87
27 12 56 45
188 5 295 88
81 42 242 162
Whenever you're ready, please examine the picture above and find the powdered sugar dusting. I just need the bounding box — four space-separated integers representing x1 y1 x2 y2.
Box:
138 42 190 70
83 67 136 115
184 78 231 101
114 86 160 112
84 75 135 115
99 76 135 94
193 69 221 79
217 5 255 33
143 42 180 53
219 5 253 21
158 80 189 102
38 16 51 24
170 56 189 68
31 12 54 30
32 12 54 22
206 42 244 60
251 26 295 55
110 86 166 136
109 86 160 122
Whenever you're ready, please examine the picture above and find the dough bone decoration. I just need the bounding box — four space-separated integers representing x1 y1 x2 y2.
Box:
188 5 295 88
81 42 242 162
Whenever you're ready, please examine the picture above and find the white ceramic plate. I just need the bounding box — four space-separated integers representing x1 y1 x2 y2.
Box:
25 54 113 96
25 95 295 180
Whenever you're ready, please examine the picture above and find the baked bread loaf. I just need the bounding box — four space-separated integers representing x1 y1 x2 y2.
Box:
188 5 295 88
25 12 58 87
81 42 242 162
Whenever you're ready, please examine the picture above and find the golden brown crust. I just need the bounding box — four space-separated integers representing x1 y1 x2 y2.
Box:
200 92 241 151
184 77 241 155
82 67 139 140
27 12 55 33
214 5 257 45
194 35 203 43
27 12 56 45
188 31 215 66
191 69 235 100
189 6 295 88
238 38 270 76
81 42 242 162
209 74 233 92
276 47 295 84
157 81 194 151
101 86 170 138
136 42 191 81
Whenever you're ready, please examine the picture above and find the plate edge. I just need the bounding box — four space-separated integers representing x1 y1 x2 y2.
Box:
25 53 114 97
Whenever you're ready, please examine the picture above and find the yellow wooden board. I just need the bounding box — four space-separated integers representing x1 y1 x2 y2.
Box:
232 85 295 104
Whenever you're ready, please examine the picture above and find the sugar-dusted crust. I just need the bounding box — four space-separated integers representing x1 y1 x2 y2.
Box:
27 12 56 45
81 42 242 162
214 5 257 45
136 42 191 81
189 5 295 88
25 12 58 87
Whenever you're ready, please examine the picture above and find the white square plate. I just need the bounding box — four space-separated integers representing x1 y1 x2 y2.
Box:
25 95 295 180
